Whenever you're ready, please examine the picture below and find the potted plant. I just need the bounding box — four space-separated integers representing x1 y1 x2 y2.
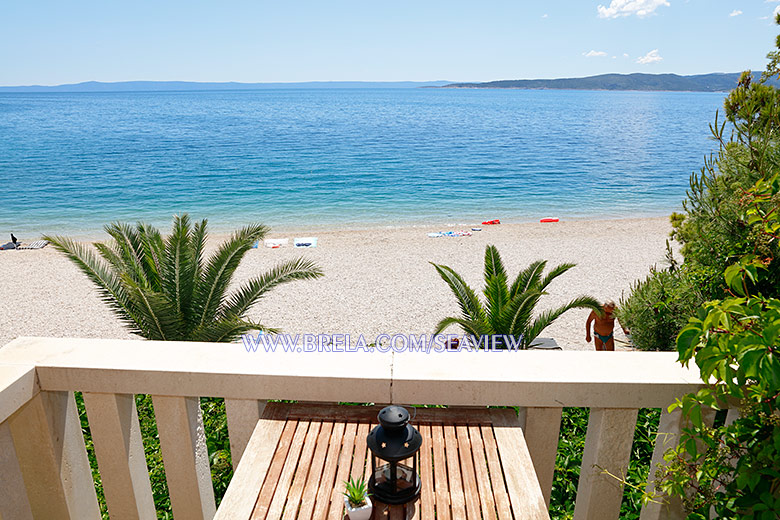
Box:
343 476 372 520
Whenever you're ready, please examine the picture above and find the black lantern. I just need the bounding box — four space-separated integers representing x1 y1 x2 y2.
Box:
367 405 422 504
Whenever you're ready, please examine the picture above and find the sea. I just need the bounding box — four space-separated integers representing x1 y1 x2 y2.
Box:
0 88 725 238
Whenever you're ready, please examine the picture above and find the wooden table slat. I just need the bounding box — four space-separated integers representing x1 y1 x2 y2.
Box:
418 424 434 519
431 424 451 520
456 425 482 519
311 421 345 520
297 421 335 520
326 422 357 520
443 425 466 520
282 421 322 520
351 422 370 482
467 424 497 520
482 425 514 520
264 420 311 519
250 419 298 520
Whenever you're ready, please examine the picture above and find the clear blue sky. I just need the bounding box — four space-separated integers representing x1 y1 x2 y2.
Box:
2 0 780 85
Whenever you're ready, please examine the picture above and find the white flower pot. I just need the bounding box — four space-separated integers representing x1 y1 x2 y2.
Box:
344 495 372 520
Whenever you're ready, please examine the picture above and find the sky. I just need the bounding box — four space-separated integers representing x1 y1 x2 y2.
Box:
2 0 780 85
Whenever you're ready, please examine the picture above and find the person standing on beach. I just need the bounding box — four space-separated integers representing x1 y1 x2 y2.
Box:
585 300 629 351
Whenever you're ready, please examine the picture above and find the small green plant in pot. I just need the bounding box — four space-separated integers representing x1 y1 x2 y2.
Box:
343 476 372 519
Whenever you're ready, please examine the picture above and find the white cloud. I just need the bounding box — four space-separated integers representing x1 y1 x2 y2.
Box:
597 0 670 19
729 9 742 17
637 49 663 64
583 50 608 57
542 13 548 18
623 53 630 58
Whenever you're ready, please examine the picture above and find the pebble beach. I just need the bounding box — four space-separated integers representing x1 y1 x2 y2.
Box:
0 216 673 350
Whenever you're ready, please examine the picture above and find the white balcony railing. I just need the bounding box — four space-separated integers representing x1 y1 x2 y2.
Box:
0 336 709 520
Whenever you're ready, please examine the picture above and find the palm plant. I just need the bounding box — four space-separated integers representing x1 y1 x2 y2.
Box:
432 245 600 349
44 214 323 342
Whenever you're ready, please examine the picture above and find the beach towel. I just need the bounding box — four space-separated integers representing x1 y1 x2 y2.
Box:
17 240 49 250
294 237 317 248
264 238 289 248
427 231 472 238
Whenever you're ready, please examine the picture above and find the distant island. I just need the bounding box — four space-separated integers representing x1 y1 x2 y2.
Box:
3 74 778 93
438 72 778 92
0 80 452 92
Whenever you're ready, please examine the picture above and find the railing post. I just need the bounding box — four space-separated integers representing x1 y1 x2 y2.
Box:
8 391 101 519
524 407 563 507
639 407 686 520
640 406 719 520
82 392 156 520
225 398 267 470
152 395 216 520
0 422 33 520
573 407 638 520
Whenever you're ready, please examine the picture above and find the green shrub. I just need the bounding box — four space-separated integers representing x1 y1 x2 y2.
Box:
670 74 780 299
618 266 702 351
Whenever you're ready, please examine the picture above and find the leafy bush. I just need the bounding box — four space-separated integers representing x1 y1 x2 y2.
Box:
670 75 780 299
659 176 780 519
618 266 702 351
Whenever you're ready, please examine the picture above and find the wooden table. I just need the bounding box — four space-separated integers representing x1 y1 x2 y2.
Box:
216 403 549 520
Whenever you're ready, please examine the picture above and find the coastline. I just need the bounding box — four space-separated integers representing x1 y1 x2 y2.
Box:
0 216 672 350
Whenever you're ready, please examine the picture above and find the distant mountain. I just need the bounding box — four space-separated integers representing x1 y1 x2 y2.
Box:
439 73 779 92
0 80 453 92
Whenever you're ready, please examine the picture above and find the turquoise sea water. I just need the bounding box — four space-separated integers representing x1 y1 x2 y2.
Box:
0 88 724 237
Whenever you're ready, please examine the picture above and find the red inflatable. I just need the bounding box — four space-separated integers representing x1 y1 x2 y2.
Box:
540 217 559 223
481 219 501 225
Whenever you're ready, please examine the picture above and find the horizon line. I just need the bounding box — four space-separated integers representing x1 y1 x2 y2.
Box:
0 71 747 89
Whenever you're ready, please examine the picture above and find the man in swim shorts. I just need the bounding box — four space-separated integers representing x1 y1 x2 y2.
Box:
585 300 629 351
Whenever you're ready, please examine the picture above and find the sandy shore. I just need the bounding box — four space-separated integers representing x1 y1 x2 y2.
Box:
0 217 673 350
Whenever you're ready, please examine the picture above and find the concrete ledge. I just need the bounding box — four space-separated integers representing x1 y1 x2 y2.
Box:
0 338 704 408
0 365 38 424
390 350 703 408
0 337 393 403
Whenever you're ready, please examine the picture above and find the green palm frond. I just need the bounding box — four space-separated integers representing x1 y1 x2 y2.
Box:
193 223 269 329
500 289 543 337
122 277 183 341
538 262 576 292
509 260 547 298
138 223 165 291
483 274 509 331
221 257 323 318
433 316 489 338
104 221 149 287
431 262 487 323
483 245 508 283
161 214 193 317
190 319 278 343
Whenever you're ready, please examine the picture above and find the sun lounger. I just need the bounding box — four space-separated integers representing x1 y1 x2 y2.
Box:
264 238 289 248
17 240 49 250
293 237 317 248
